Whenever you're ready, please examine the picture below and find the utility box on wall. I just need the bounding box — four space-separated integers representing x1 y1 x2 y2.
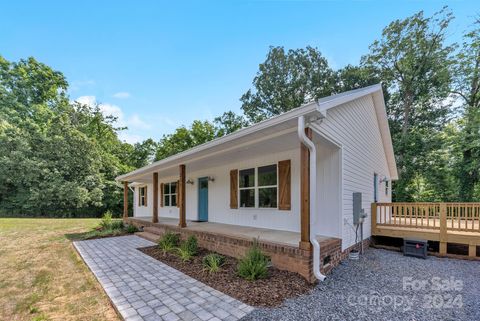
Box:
353 192 364 225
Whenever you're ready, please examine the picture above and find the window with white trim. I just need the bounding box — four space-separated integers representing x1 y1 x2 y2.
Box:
239 164 277 208
139 186 147 206
385 180 389 195
163 182 177 206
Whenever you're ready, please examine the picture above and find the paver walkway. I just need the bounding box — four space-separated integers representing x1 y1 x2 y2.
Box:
74 235 254 321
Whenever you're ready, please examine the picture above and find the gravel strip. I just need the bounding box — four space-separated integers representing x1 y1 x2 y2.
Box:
242 248 480 321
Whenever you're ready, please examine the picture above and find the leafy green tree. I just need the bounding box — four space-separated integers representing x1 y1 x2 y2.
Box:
240 46 338 123
361 7 455 201
214 111 248 136
336 65 381 92
130 139 158 168
155 120 217 160
0 56 134 216
452 17 480 200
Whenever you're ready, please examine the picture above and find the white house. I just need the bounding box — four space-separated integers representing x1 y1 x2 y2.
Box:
116 84 398 282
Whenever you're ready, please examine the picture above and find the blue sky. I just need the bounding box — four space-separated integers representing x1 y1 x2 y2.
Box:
1 1 476 143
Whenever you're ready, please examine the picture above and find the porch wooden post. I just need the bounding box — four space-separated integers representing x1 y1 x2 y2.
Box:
153 172 158 223
179 164 186 228
123 181 128 219
299 128 312 250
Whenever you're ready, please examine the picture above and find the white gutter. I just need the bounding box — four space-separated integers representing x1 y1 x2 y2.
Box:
297 115 326 282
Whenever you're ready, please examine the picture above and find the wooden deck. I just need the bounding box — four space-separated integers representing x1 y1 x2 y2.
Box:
372 202 480 257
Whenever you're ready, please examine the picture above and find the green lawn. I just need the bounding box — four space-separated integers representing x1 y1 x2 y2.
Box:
0 218 120 321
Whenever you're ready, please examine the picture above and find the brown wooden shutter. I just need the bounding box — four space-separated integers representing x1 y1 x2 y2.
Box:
278 160 291 210
144 186 148 207
138 187 141 206
176 180 180 208
160 183 164 207
230 169 238 209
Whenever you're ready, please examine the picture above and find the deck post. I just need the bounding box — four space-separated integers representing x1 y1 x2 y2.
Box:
439 203 447 256
299 128 312 250
123 181 128 219
179 164 186 228
371 203 377 235
153 172 158 223
468 242 476 257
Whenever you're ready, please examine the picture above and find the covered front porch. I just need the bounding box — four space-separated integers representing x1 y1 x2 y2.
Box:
117 108 344 282
119 123 342 249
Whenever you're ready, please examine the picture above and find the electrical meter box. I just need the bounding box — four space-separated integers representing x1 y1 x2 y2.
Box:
353 192 367 224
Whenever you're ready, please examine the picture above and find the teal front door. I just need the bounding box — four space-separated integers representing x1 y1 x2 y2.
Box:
198 177 208 222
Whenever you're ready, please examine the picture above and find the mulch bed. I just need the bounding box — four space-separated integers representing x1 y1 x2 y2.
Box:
139 246 315 307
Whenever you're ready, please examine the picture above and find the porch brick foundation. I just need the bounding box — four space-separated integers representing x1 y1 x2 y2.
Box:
311 238 371 282
126 218 369 283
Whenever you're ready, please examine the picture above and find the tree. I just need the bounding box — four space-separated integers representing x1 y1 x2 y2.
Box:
130 139 158 168
0 56 134 216
336 65 381 92
453 17 480 200
214 111 248 136
155 120 217 161
361 7 456 201
240 46 338 123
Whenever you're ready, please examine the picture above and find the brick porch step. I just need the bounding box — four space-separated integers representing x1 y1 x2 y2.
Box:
135 231 160 243
143 226 165 235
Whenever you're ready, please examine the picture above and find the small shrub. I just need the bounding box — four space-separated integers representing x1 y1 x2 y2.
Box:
125 224 138 233
100 211 113 229
158 232 180 255
176 236 198 262
202 253 225 273
110 220 124 230
177 245 194 262
237 240 269 280
185 235 198 255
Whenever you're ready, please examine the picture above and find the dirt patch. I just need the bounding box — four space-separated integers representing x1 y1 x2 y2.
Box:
139 246 314 307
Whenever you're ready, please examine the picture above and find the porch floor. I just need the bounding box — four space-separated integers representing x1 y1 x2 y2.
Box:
131 216 327 248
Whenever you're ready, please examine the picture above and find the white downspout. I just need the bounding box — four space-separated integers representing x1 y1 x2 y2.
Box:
298 115 326 281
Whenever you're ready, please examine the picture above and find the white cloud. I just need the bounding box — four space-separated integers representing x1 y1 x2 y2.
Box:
113 92 131 99
74 95 151 131
99 103 124 120
75 95 96 107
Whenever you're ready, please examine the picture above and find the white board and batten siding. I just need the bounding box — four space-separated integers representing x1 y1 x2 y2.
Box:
312 94 392 250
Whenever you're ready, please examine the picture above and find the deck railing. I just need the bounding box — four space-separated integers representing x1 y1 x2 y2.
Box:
371 202 480 256
372 202 480 233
